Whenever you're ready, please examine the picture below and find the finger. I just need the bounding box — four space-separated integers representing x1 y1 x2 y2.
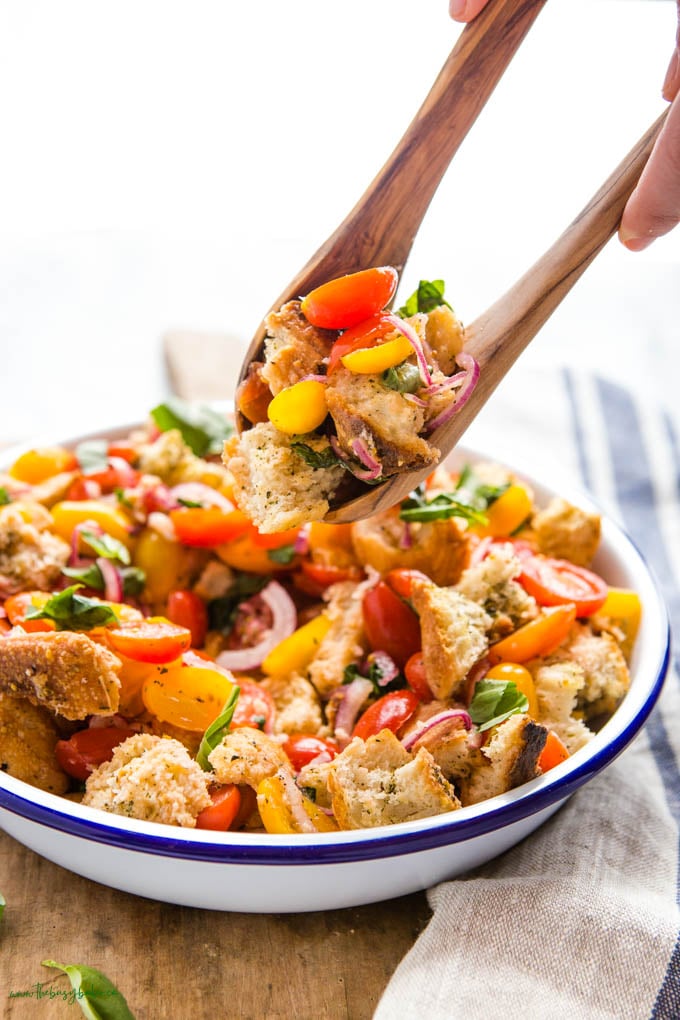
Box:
449 0 491 23
662 47 680 102
619 94 680 250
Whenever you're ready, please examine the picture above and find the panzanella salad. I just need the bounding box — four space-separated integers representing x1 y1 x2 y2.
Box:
228 267 480 532
0 406 640 834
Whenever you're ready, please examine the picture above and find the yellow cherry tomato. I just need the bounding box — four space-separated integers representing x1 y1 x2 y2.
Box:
486 661 539 719
593 588 642 660
50 500 134 550
261 613 331 676
9 446 77 484
256 773 338 833
142 663 235 732
472 484 533 538
134 528 186 603
267 379 328 435
340 333 413 374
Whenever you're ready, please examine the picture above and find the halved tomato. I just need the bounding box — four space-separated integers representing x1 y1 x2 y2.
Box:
519 556 608 617
301 267 398 329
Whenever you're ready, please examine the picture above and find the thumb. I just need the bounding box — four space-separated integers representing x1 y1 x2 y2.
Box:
619 94 680 251
449 0 491 23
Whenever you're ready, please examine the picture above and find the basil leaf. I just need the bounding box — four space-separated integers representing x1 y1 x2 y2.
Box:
342 660 404 696
397 279 451 317
291 442 341 470
25 586 119 631
268 544 296 565
76 439 109 476
207 572 270 635
0 487 11 506
63 563 106 591
120 566 146 596
0 891 5 920
80 530 131 566
455 463 509 511
42 960 136 1019
196 686 241 771
114 487 133 509
400 487 488 526
469 679 529 732
381 363 422 393
150 398 233 457
177 497 203 508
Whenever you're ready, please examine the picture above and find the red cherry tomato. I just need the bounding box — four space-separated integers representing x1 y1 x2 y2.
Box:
195 784 242 831
107 441 138 464
169 507 252 548
352 689 420 741
404 651 433 703
55 726 136 781
300 267 399 329
519 556 608 617
107 620 192 664
231 679 277 733
295 561 363 597
282 733 339 771
538 730 570 772
362 581 421 668
167 590 209 648
327 312 395 374
385 568 430 600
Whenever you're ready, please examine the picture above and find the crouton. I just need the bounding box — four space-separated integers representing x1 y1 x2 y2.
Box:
455 544 538 640
208 726 292 789
307 578 370 698
531 659 593 752
0 630 121 720
137 429 232 489
0 504 70 596
260 300 334 396
227 422 345 533
460 713 547 806
399 701 475 783
192 560 234 602
531 497 601 566
297 758 334 809
351 508 469 586
259 672 324 736
563 624 631 719
82 733 210 826
424 305 465 376
410 578 490 700
0 691 68 794
26 471 79 508
327 730 460 829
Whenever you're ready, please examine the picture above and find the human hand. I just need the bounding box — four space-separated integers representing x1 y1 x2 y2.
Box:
449 0 680 251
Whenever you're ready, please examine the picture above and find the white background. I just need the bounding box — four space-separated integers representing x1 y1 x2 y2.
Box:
0 0 678 445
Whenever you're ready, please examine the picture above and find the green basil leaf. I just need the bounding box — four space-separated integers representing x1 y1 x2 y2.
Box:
120 566 146 597
25 586 119 631
177 497 203 508
267 544 296 565
207 572 270 635
196 686 241 771
150 399 233 457
0 487 11 506
381 362 422 393
397 278 451 317
114 487 133 509
290 442 341 470
342 659 404 696
454 463 509 511
469 679 529 732
42 960 136 1019
63 563 106 591
399 487 488 525
80 530 131 566
76 439 109 476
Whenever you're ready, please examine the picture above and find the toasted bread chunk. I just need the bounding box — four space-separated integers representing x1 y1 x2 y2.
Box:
424 305 465 375
460 713 547 806
400 701 475 782
260 671 324 736
531 497 601 566
307 578 370 698
456 544 538 640
351 508 469 587
564 624 631 718
531 659 593 752
82 733 210 826
261 300 334 396
137 428 231 489
0 630 121 720
208 726 292 789
328 730 460 829
0 504 70 597
410 578 490 700
297 758 334 809
0 691 68 794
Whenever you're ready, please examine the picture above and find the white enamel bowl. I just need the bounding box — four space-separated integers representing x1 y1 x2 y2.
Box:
0 426 670 912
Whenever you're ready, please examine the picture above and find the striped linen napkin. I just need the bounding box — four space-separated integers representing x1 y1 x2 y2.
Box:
375 366 680 1020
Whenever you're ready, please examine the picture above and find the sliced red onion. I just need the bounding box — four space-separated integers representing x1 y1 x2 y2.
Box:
330 435 382 483
425 352 480 433
400 522 413 549
401 709 472 752
169 482 235 511
278 768 318 833
469 535 494 566
330 677 374 748
69 520 104 566
424 370 467 395
384 313 432 387
108 456 138 487
405 394 428 408
306 749 335 768
464 655 491 707
351 439 382 481
96 557 123 603
216 580 297 672
148 511 178 543
364 650 399 687
294 525 311 556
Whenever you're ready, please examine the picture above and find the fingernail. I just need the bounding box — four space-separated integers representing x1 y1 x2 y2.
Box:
449 0 467 18
619 231 653 252
662 48 680 101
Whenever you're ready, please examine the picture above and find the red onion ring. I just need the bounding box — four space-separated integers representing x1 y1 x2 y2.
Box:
69 520 105 566
169 482 235 511
425 353 480 433
330 435 382 483
364 650 399 687
330 677 374 748
384 313 432 387
277 768 318 833
351 439 382 480
96 557 123 603
294 525 311 556
216 580 297 672
401 709 472 752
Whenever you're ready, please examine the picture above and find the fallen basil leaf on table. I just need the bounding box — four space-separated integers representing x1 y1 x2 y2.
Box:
42 960 136 1019
196 686 241 771
469 679 528 732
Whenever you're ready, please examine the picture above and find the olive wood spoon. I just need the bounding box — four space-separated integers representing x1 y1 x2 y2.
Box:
237 0 548 387
324 112 668 523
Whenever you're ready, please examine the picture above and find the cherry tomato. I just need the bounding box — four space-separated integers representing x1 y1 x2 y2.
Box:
301 267 399 329
362 581 421 668
142 663 234 731
236 364 273 425
170 506 252 548
538 730 570 772
107 441 138 464
519 556 608 617
3 591 55 632
385 568 430 601
55 726 136 781
282 733 339 771
231 679 276 733
327 312 395 374
489 604 577 664
107 619 192 664
404 651 433 703
166 590 209 648
251 526 301 551
352 689 420 740
195 784 242 831
83 458 140 494
295 561 363 597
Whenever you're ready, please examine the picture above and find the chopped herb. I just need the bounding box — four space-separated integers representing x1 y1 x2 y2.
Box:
42 960 136 1019
268 544 296 565
75 439 109 476
26 585 119 631
251 714 266 731
469 679 528 732
291 442 342 470
0 487 10 506
301 786 317 803
196 687 241 771
177 497 204 508
150 398 233 457
80 529 131 566
399 467 510 525
208 572 270 635
397 278 451 317
114 487 133 509
382 362 422 393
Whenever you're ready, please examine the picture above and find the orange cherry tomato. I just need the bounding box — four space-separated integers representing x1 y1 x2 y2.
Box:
170 506 252 548
107 619 192 664
9 446 78 484
282 733 339 771
55 726 136 781
519 556 608 617
3 591 55 632
488 604 577 664
404 651 433 703
352 689 420 741
362 581 421 669
195 784 242 831
230 679 276 733
300 267 399 329
107 441 138 464
385 568 430 601
327 312 395 374
251 526 301 551
166 590 209 648
538 730 570 772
